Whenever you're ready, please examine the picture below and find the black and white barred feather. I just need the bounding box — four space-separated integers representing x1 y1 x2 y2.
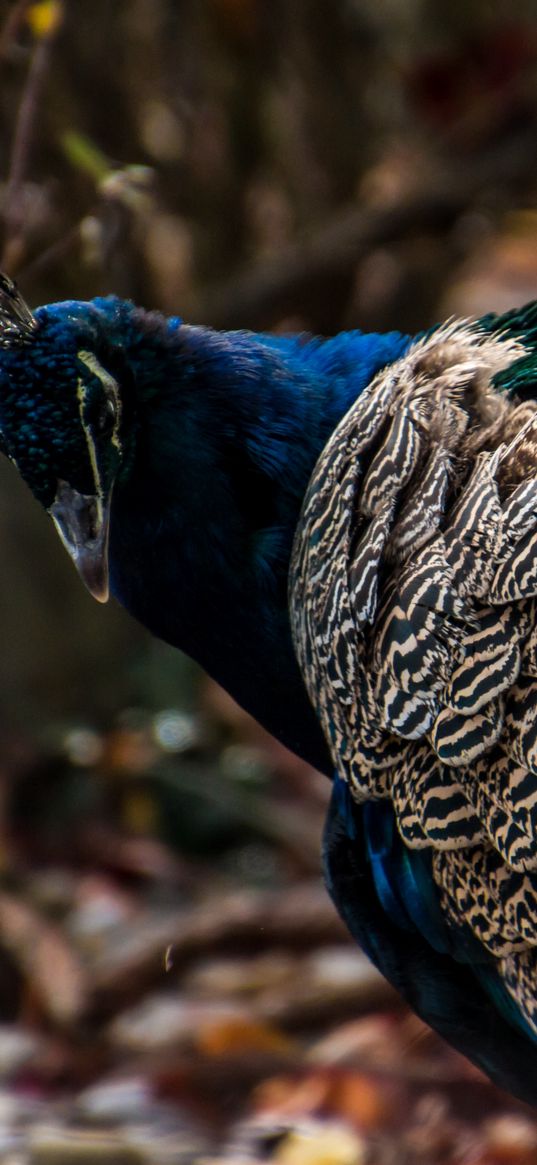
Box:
289 320 537 1034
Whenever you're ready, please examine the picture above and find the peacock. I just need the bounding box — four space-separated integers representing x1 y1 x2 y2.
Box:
0 272 537 1103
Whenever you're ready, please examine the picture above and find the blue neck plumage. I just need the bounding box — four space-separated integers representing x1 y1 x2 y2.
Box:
110 310 410 772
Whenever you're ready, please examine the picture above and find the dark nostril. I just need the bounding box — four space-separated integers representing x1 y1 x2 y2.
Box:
86 499 98 542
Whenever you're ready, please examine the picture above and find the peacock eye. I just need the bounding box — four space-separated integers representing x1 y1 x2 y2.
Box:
95 394 117 438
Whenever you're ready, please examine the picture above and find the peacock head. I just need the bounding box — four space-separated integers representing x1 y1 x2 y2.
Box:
0 274 136 603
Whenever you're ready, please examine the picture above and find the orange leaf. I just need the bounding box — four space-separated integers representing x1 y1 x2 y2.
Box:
196 1015 295 1057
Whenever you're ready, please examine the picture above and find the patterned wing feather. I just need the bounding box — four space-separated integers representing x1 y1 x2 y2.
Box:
290 320 537 1036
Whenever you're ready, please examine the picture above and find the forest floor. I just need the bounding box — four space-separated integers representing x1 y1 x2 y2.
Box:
0 680 534 1165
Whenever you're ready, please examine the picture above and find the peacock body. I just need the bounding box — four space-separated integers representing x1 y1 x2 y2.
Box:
0 275 536 1100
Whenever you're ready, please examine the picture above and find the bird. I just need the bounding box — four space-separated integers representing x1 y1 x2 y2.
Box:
1 273 537 1103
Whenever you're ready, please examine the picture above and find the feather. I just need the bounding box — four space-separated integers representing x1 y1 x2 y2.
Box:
290 317 537 1047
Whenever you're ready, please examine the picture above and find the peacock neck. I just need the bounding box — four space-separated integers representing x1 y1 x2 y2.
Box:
110 315 410 772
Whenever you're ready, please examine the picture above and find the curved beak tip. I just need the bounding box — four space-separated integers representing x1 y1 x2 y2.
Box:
78 557 110 604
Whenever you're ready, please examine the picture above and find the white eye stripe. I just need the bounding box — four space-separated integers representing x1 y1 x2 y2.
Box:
78 349 119 399
77 346 122 443
77 374 102 498
76 349 122 497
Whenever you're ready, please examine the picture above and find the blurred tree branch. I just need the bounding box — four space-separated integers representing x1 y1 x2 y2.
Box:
198 125 537 333
1 0 63 270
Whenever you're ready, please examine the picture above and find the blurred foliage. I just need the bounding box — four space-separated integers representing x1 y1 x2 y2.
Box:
0 0 535 1157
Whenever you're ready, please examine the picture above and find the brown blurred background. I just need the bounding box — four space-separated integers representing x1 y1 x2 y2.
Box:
0 2 536 1161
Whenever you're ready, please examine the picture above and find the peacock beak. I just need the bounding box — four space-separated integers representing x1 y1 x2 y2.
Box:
49 480 111 603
